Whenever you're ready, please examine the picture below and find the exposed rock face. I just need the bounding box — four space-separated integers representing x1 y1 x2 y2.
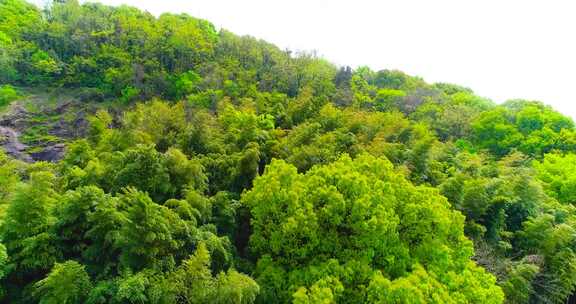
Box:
0 91 93 163
0 126 66 163
0 124 67 162
1 99 64 162
0 103 34 162
30 143 66 162
0 126 33 162
0 95 80 162
0 103 29 129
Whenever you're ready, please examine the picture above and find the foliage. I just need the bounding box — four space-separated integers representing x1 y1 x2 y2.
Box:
243 154 503 303
471 101 576 157
1 0 576 303
33 260 92 304
0 85 19 107
534 153 576 204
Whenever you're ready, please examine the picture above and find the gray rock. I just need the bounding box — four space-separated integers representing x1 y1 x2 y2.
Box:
30 143 66 162
0 126 33 162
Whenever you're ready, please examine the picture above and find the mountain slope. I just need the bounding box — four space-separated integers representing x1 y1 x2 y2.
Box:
0 0 576 303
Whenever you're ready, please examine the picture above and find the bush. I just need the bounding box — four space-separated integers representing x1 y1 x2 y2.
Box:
0 85 19 107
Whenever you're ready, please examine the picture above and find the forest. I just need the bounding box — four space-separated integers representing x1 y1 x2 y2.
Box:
1 0 576 303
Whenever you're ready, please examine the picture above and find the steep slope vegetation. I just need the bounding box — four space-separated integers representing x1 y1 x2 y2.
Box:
1 0 576 303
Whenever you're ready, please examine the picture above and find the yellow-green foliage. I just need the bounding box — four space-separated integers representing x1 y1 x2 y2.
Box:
0 0 576 303
243 154 504 303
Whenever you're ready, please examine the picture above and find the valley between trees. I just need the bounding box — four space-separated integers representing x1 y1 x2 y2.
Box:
1 0 576 303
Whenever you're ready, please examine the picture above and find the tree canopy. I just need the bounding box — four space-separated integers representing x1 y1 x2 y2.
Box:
0 0 576 303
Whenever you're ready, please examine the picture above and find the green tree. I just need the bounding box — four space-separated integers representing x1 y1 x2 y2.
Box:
501 263 539 304
243 154 503 303
151 242 259 304
472 108 522 157
53 186 122 271
33 260 92 304
110 145 171 202
116 188 189 270
373 88 406 112
1 171 61 274
534 153 576 204
0 84 19 107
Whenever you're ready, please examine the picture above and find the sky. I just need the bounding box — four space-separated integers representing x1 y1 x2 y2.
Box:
32 0 576 118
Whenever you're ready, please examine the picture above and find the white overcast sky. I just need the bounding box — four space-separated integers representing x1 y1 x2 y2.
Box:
32 0 576 118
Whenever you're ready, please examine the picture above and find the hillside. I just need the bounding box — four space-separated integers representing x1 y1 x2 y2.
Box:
1 0 576 303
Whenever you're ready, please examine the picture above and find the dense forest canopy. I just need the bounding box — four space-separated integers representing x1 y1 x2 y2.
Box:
1 0 576 303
